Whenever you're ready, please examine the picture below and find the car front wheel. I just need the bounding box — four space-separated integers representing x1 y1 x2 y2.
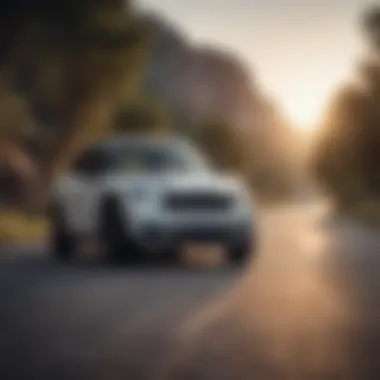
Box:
49 202 76 262
99 197 142 265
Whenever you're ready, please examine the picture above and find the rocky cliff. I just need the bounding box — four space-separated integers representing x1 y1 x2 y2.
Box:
142 14 265 132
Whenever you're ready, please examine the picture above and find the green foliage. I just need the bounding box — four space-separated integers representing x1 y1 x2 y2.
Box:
0 1 152 176
191 117 250 173
114 97 173 136
0 85 35 142
0 1 153 215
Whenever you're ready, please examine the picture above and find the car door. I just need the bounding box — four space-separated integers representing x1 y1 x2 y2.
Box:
64 148 107 234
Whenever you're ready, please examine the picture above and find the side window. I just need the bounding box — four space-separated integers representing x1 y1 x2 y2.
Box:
71 148 110 177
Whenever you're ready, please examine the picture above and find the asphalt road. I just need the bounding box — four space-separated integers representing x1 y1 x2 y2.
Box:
1 203 380 380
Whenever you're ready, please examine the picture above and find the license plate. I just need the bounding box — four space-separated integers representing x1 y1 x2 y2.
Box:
182 243 223 265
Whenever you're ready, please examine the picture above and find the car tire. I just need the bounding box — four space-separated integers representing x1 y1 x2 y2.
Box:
228 239 254 267
99 197 142 265
49 202 76 262
162 248 179 266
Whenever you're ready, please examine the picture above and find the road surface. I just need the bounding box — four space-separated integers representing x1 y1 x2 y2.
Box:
1 202 380 380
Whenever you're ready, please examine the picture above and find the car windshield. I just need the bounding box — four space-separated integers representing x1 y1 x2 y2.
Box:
105 141 210 173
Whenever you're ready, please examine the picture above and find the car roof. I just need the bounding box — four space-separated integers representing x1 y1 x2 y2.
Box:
95 135 191 152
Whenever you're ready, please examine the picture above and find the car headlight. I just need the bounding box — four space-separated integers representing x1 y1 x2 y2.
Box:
236 186 254 211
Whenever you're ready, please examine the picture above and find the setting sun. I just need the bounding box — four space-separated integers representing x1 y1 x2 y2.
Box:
282 92 327 132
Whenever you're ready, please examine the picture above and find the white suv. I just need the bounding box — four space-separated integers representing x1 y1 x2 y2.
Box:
49 136 256 266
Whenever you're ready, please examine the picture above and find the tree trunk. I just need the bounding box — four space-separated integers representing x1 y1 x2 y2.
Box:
0 139 41 213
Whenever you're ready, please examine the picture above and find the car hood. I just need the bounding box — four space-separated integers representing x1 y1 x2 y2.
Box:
104 171 245 195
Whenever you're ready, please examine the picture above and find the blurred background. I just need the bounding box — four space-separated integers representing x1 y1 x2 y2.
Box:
4 2 380 380
0 0 379 240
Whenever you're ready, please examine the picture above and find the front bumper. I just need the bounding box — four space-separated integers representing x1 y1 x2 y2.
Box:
131 218 254 252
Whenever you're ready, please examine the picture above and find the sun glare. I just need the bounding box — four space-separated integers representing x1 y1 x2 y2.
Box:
284 94 326 133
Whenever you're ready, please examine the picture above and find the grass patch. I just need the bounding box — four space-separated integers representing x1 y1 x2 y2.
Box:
0 211 48 245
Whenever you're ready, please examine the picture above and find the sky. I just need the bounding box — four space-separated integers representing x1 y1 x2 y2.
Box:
136 0 373 129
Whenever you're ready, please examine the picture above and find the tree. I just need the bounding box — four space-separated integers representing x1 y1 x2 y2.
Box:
0 0 153 210
114 97 173 136
312 5 380 207
191 117 250 173
311 85 370 205
31 1 151 181
363 6 380 51
0 83 40 210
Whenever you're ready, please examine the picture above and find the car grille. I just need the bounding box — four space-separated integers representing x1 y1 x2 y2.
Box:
177 227 230 242
165 192 233 211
